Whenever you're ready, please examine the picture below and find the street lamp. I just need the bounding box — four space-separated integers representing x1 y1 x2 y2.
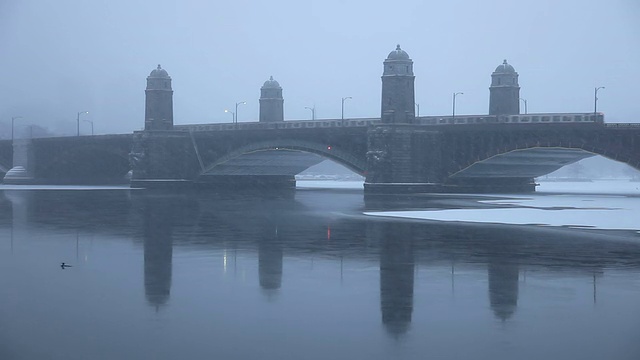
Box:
76 111 89 136
83 119 94 135
341 96 352 126
11 116 22 142
452 92 463 120
224 109 235 123
519 98 528 114
415 103 420 117
594 86 605 114
305 106 316 120
235 101 246 123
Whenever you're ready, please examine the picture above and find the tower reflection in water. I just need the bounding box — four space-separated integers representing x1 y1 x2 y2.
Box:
130 192 524 330
142 196 174 309
259 226 283 295
488 256 519 321
374 222 415 336
139 194 199 310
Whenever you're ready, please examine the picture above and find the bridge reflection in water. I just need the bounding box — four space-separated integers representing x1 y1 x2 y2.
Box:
3 188 640 339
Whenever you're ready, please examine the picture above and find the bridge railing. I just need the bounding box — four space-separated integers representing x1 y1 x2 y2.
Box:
414 113 605 125
174 118 381 132
604 123 640 128
174 113 606 132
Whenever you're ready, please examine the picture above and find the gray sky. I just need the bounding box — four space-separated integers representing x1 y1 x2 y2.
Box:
1 0 639 135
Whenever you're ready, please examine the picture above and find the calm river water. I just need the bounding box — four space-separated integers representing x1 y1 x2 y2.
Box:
1 184 639 360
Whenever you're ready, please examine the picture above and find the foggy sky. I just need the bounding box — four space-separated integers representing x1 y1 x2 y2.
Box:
1 0 639 136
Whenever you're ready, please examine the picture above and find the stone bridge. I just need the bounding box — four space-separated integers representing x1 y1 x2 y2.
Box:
129 116 640 193
2 47 639 193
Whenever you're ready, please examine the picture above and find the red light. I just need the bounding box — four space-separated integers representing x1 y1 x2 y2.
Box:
327 146 332 150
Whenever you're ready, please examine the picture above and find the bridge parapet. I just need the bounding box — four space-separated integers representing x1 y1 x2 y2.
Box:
604 123 640 129
172 112 604 133
173 118 381 132
414 112 604 126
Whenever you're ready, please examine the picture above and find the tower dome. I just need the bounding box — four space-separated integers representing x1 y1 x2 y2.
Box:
261 76 281 89
149 64 170 78
494 59 516 74
387 44 410 60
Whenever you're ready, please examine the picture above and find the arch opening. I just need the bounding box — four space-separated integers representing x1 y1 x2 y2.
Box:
542 155 640 182
199 140 367 178
451 147 596 179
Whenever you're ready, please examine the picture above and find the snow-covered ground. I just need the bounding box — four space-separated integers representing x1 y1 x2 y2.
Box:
365 180 640 231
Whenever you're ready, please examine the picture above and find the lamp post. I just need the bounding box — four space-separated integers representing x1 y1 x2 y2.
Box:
452 92 463 120
235 101 246 123
224 109 235 123
11 116 22 142
83 120 94 135
519 98 528 114
415 103 420 117
594 86 605 114
76 111 89 136
305 106 316 120
341 96 352 126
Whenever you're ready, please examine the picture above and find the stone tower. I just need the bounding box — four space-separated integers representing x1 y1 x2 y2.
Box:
489 60 520 115
381 45 415 124
259 76 284 122
145 65 173 130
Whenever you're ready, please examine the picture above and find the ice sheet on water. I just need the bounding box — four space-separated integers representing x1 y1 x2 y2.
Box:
365 181 640 231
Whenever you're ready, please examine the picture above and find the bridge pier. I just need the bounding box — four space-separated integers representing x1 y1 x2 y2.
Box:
3 139 35 185
129 130 200 189
364 125 447 194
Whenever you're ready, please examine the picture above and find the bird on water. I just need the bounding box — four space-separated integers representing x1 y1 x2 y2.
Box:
60 262 72 269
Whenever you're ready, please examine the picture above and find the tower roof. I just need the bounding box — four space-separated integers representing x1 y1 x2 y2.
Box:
262 76 281 89
494 59 516 74
387 44 410 60
149 64 170 78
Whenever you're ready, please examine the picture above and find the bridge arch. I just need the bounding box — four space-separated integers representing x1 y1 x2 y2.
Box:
450 136 640 179
200 139 367 176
